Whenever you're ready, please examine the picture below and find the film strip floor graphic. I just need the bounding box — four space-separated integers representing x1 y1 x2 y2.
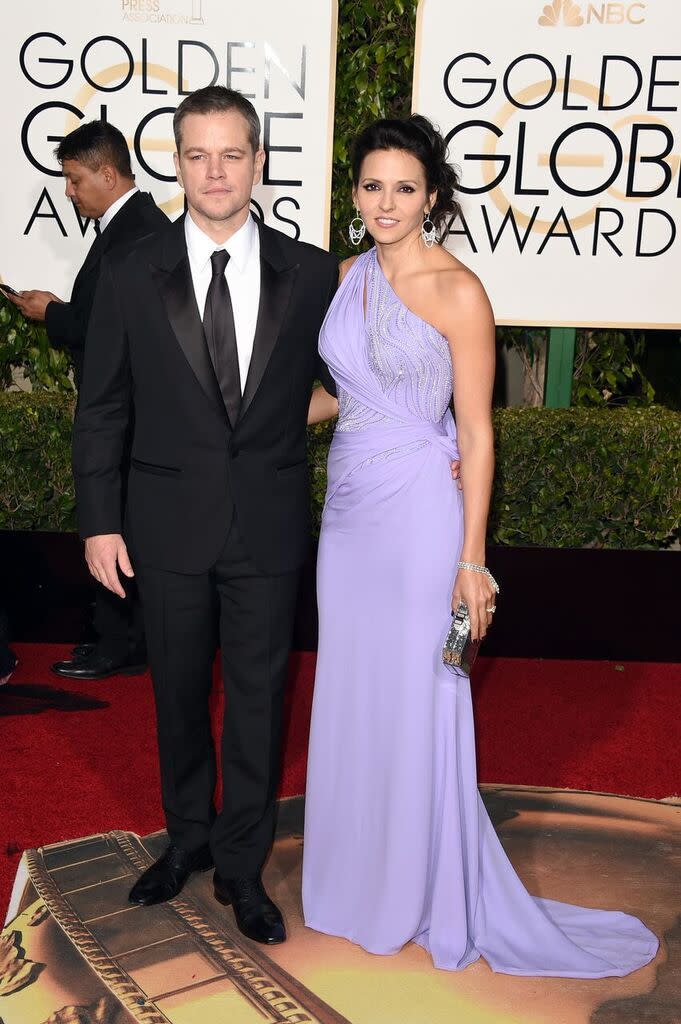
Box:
2 787 680 1024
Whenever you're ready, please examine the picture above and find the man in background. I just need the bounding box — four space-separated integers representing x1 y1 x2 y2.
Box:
9 121 167 680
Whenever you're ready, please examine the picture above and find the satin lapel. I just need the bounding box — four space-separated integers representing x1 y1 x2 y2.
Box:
240 257 298 420
149 226 227 421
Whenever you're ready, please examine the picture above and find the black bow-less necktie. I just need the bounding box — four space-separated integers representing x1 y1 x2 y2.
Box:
203 249 241 427
87 220 103 264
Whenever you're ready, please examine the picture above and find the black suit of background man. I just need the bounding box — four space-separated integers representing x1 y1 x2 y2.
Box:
51 192 168 678
47 190 167 391
11 121 168 680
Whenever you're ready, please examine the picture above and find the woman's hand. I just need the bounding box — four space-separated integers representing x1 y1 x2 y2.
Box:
451 567 497 641
450 458 462 489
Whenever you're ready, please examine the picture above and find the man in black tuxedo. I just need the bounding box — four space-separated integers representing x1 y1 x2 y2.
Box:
11 121 167 680
73 87 338 944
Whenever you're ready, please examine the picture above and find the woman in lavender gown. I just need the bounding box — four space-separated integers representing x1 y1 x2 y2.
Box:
301 115 658 978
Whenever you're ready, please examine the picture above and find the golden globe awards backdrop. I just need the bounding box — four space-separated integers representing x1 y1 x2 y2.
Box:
2 0 338 299
414 0 680 327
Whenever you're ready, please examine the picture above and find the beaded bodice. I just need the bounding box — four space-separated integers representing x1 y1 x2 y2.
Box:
336 249 453 432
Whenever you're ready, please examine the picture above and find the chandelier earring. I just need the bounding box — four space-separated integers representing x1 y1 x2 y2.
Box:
421 210 437 248
348 207 366 246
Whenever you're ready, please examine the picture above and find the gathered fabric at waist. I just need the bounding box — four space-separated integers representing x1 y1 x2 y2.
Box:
326 416 459 507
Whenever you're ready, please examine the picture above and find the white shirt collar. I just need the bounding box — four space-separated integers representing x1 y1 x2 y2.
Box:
184 211 258 274
98 185 139 233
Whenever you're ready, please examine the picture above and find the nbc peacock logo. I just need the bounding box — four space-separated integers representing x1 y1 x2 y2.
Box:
538 0 584 26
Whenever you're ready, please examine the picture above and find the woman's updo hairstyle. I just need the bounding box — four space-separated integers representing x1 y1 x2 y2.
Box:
350 114 460 240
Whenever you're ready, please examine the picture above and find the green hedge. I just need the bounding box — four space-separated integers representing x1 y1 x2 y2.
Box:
4 392 678 548
1 392 76 531
487 407 680 548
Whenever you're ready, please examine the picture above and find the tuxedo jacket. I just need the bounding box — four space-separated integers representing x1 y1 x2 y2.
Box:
45 191 168 388
73 214 339 576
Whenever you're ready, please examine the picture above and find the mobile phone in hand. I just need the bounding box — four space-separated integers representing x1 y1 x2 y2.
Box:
0 283 19 297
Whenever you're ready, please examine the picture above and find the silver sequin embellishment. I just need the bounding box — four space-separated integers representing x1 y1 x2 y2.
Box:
336 251 452 434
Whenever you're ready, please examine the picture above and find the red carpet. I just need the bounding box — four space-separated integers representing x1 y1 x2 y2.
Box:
2 644 679 919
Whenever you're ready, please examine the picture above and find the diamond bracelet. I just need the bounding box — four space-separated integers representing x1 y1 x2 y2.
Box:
457 561 500 594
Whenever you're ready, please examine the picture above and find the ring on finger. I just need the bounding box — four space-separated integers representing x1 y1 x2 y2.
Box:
486 606 496 613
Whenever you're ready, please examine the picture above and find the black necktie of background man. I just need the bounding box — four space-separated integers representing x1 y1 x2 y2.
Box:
203 249 241 427
88 220 103 261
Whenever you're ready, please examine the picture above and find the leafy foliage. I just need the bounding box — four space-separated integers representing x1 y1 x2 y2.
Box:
331 0 418 258
498 325 657 408
488 407 680 547
0 294 73 392
571 329 655 406
0 391 76 530
307 418 336 536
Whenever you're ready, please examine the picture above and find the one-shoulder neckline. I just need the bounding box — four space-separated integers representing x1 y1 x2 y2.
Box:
369 248 448 344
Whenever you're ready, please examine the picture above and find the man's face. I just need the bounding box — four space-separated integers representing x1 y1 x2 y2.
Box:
173 110 265 236
62 159 112 220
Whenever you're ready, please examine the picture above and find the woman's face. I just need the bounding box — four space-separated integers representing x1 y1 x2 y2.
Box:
353 148 435 246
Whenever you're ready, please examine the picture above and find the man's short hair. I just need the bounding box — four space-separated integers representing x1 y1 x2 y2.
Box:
173 86 261 153
55 121 133 178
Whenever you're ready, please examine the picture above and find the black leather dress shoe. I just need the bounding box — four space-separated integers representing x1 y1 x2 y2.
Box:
129 844 213 906
71 642 96 659
51 651 147 680
214 875 286 944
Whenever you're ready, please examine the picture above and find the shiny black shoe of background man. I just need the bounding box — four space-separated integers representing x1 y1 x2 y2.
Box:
128 844 213 906
71 642 96 659
51 647 147 680
214 875 286 944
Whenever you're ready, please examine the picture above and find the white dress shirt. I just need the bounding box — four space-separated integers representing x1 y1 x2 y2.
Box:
184 212 261 393
98 186 139 233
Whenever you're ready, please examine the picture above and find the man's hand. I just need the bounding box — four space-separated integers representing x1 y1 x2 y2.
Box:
84 534 134 598
451 458 463 490
9 289 62 321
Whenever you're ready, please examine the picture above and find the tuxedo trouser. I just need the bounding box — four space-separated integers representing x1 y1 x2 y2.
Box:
135 515 300 878
92 577 146 660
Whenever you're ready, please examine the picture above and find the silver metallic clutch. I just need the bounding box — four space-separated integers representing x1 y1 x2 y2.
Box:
442 602 480 676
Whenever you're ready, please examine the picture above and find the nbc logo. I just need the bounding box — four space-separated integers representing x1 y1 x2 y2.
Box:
538 0 584 25
538 0 646 25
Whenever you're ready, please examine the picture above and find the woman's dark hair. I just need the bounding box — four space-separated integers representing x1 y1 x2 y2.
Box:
350 114 460 239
